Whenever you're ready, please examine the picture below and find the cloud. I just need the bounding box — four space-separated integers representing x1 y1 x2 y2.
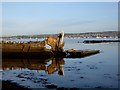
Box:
41 19 95 28
2 17 117 36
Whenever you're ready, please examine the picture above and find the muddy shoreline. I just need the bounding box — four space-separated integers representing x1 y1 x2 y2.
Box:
2 80 81 90
2 80 31 90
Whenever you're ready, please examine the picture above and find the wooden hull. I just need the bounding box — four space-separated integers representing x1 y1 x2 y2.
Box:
2 49 100 59
1 41 100 59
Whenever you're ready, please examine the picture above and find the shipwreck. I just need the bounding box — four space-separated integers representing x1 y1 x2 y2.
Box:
1 32 100 59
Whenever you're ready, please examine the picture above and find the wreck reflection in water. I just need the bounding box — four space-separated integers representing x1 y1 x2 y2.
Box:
2 52 99 76
2 58 65 76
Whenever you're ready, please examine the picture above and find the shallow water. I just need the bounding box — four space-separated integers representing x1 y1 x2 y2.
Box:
1 38 119 89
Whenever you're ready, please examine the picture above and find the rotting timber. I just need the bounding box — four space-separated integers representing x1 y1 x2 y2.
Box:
1 32 100 59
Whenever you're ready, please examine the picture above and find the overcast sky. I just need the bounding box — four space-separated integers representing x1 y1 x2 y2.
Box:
2 2 118 36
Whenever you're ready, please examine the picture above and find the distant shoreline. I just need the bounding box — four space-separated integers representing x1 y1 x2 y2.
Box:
1 31 120 39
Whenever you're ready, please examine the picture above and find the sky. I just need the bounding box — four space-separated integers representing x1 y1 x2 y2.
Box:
2 2 118 36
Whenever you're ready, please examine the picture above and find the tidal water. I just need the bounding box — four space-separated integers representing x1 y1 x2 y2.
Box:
1 38 119 89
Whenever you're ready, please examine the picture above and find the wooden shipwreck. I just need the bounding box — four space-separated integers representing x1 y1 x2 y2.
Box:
1 32 100 59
